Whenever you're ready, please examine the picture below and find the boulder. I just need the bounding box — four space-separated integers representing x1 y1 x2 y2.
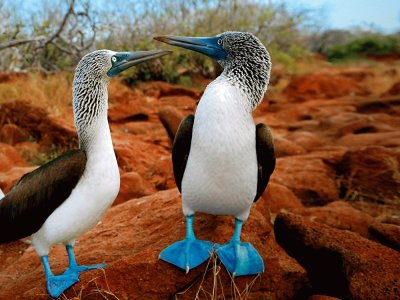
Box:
0 189 310 299
0 143 27 172
283 73 368 101
263 182 304 214
115 171 156 205
284 131 324 151
272 156 339 205
337 146 400 204
158 105 184 142
274 137 306 157
337 131 400 148
0 101 77 151
300 201 375 237
369 222 400 252
139 81 202 99
274 212 400 300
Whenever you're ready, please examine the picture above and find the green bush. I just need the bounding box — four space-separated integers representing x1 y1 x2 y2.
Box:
326 35 400 61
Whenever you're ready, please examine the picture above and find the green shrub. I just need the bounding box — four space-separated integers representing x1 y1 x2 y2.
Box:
327 35 400 61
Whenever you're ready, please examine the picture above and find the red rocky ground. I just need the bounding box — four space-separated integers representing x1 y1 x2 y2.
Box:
0 60 399 299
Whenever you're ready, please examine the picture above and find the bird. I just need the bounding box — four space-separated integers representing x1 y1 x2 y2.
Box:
0 49 170 298
154 32 275 276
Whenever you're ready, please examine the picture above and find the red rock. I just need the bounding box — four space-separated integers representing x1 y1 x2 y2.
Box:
337 131 400 148
337 146 400 204
383 81 400 96
0 143 27 172
274 137 306 157
304 146 347 165
114 171 156 205
340 69 374 81
284 131 324 151
369 222 400 252
108 102 150 123
0 72 28 83
112 133 174 191
158 105 184 142
263 182 304 214
283 73 369 101
113 121 162 136
0 101 78 152
301 201 375 237
0 189 310 299
0 124 30 145
159 95 197 115
139 81 202 99
274 212 400 300
272 156 339 205
308 295 341 300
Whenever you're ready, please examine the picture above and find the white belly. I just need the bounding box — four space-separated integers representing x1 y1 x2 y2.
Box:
31 118 120 256
181 79 257 221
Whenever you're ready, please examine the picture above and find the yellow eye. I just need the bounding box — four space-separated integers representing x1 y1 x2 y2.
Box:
112 56 117 63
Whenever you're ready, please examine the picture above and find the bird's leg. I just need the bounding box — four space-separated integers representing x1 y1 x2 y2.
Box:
41 255 79 298
159 215 213 273
215 219 264 276
63 244 106 276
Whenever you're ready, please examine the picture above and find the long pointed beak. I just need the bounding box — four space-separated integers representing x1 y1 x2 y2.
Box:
154 35 227 61
107 49 172 77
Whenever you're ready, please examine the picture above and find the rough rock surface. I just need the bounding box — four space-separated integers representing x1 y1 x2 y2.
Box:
274 212 400 300
0 189 310 299
1 61 400 299
369 222 400 252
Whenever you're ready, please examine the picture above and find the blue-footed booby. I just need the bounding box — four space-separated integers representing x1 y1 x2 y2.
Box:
0 49 170 297
155 32 276 276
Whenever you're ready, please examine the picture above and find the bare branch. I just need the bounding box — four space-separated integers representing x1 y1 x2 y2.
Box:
0 37 45 51
44 0 75 46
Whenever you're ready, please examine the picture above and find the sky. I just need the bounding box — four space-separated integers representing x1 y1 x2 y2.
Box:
282 0 400 33
3 0 400 34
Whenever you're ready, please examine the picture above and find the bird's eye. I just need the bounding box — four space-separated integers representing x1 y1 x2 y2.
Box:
112 56 117 63
217 39 223 45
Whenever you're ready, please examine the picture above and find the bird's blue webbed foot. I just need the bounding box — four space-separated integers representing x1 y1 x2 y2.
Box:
159 215 213 273
216 219 264 276
42 256 79 298
62 244 106 277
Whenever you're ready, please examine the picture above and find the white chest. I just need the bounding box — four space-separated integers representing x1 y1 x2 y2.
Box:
181 79 257 220
32 118 120 254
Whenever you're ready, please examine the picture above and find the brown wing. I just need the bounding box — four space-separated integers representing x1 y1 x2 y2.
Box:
254 123 276 202
172 115 194 193
0 149 87 243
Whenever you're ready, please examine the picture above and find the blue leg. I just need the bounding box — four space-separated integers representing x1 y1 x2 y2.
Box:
41 255 79 298
63 244 106 277
215 219 264 276
159 215 213 273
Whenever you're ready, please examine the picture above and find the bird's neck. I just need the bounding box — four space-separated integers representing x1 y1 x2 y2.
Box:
221 58 270 110
73 79 112 154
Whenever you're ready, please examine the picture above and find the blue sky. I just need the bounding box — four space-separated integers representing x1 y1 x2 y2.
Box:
282 0 400 33
3 0 400 33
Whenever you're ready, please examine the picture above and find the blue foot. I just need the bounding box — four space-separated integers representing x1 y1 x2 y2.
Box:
216 241 264 276
63 263 107 277
215 219 264 276
46 272 79 298
160 238 213 272
159 215 213 273
64 244 107 277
